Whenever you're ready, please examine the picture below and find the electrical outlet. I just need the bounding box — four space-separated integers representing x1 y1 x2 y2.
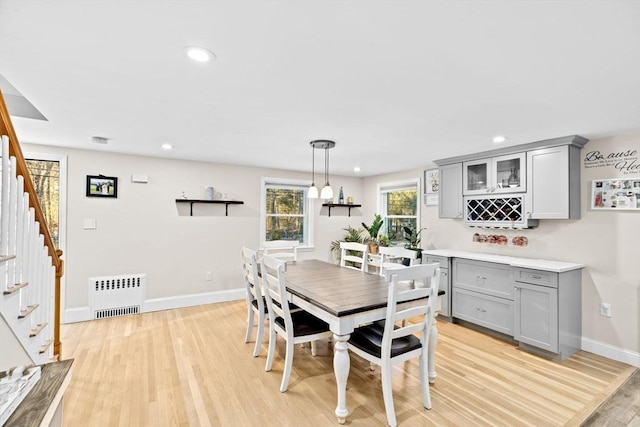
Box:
205 271 212 281
600 303 612 317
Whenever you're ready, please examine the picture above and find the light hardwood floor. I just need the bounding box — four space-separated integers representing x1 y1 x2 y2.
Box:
61 301 636 426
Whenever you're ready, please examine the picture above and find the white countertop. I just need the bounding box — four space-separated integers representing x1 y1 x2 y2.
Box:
422 249 583 273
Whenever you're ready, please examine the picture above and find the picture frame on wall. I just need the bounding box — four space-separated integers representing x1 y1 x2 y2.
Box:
591 178 640 210
86 175 118 198
423 168 439 206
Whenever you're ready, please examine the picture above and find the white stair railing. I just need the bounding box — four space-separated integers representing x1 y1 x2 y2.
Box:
1 135 54 365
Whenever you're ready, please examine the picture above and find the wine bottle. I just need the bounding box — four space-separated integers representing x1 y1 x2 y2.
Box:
338 186 344 204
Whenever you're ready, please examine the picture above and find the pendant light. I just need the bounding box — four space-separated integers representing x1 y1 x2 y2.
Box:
309 140 335 200
308 141 319 199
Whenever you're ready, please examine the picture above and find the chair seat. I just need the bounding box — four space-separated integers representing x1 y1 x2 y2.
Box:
274 311 330 337
349 323 421 359
252 297 269 313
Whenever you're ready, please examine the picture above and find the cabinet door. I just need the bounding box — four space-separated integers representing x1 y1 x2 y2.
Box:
514 282 558 352
492 152 526 193
439 163 463 218
463 158 490 195
526 146 569 219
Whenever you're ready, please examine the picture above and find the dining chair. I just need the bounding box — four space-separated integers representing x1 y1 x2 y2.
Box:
263 239 300 261
242 246 268 357
261 254 333 392
378 246 419 276
348 263 440 427
339 241 369 272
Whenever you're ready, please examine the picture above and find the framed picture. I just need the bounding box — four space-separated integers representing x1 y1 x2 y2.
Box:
591 178 640 210
423 168 439 206
86 175 118 198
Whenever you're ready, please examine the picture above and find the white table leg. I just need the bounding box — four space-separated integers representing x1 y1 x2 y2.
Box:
428 315 438 384
333 333 350 424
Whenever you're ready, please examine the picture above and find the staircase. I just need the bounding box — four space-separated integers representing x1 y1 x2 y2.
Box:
0 89 63 368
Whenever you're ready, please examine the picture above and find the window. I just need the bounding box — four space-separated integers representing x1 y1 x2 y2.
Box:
377 178 420 243
261 178 314 248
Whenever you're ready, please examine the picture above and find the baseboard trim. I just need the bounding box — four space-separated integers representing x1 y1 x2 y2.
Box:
63 289 245 324
143 289 245 313
582 337 640 368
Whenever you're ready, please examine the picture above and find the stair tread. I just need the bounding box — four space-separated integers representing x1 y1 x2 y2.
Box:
3 282 29 295
39 338 53 354
30 322 48 337
18 304 39 319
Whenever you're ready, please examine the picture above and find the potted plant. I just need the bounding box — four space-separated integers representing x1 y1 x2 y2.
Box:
362 214 384 254
330 225 367 262
403 226 427 261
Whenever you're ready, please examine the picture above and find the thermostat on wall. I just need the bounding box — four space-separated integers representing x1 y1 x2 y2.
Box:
131 174 148 183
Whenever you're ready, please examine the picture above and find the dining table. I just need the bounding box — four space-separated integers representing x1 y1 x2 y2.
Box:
283 259 441 424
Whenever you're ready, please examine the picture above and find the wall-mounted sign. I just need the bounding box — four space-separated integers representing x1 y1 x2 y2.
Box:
584 149 639 175
591 178 640 210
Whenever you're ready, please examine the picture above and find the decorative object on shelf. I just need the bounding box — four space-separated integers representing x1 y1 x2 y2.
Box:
362 214 384 254
591 178 640 210
204 186 215 200
424 168 439 206
472 233 508 245
512 236 528 246
338 186 344 204
307 140 336 200
347 196 354 205
86 174 118 198
507 167 519 187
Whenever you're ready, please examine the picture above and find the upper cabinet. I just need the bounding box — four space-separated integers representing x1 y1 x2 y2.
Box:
435 135 588 226
439 163 463 219
463 152 526 195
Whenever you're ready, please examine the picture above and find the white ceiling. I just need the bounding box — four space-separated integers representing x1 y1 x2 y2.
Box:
1 1 639 177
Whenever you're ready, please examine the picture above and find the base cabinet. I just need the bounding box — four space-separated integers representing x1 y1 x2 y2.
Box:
452 287 513 335
424 255 451 317
514 282 558 352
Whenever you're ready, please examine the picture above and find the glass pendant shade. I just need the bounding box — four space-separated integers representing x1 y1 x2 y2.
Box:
308 183 319 199
320 183 333 200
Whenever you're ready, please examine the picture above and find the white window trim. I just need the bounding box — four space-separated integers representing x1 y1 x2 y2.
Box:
260 177 315 250
377 177 421 238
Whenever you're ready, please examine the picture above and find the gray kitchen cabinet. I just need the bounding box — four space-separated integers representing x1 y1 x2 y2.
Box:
438 163 463 219
526 144 582 219
513 267 582 360
424 254 451 317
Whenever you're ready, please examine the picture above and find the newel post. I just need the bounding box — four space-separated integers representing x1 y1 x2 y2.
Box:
54 249 64 359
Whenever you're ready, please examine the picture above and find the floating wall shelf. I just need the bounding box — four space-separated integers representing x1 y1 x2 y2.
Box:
322 203 362 217
176 199 244 216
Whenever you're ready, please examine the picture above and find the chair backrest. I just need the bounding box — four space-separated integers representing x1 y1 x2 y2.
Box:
339 241 369 272
241 246 264 311
382 263 440 354
263 240 300 261
260 254 293 330
378 246 420 276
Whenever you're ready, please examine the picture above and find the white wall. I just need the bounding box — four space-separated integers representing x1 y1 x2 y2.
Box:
22 143 364 321
363 133 640 366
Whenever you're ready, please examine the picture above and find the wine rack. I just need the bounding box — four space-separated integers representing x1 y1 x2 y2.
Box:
464 195 538 228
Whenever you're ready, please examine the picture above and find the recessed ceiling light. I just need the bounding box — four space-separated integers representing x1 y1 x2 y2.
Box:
353 166 361 172
161 143 173 150
185 46 216 63
492 135 507 144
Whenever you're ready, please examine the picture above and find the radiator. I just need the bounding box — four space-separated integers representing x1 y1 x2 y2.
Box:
88 273 146 319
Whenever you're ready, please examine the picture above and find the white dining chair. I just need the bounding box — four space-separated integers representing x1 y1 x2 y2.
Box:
348 263 440 427
241 246 268 357
263 240 300 261
339 241 369 272
261 254 333 392
378 246 419 276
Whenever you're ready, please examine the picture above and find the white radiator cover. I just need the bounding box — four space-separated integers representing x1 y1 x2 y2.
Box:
88 273 146 319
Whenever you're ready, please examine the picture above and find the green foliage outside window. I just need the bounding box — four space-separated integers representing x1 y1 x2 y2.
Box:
25 159 60 248
265 187 305 242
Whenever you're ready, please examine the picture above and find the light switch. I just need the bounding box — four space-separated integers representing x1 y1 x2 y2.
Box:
83 218 97 230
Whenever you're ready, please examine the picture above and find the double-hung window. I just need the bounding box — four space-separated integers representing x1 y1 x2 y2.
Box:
377 178 420 244
261 178 314 248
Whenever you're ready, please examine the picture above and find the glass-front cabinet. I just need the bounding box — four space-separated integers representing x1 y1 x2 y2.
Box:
463 153 526 195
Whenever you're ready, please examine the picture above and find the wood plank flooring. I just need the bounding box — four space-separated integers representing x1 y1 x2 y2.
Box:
60 301 636 426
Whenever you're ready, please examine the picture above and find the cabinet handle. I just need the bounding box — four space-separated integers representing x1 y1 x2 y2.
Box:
477 308 486 313
529 274 542 280
442 271 448 276
477 275 487 280
457 212 463 218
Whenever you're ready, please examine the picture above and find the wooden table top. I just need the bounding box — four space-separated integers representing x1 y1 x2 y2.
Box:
284 259 399 317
